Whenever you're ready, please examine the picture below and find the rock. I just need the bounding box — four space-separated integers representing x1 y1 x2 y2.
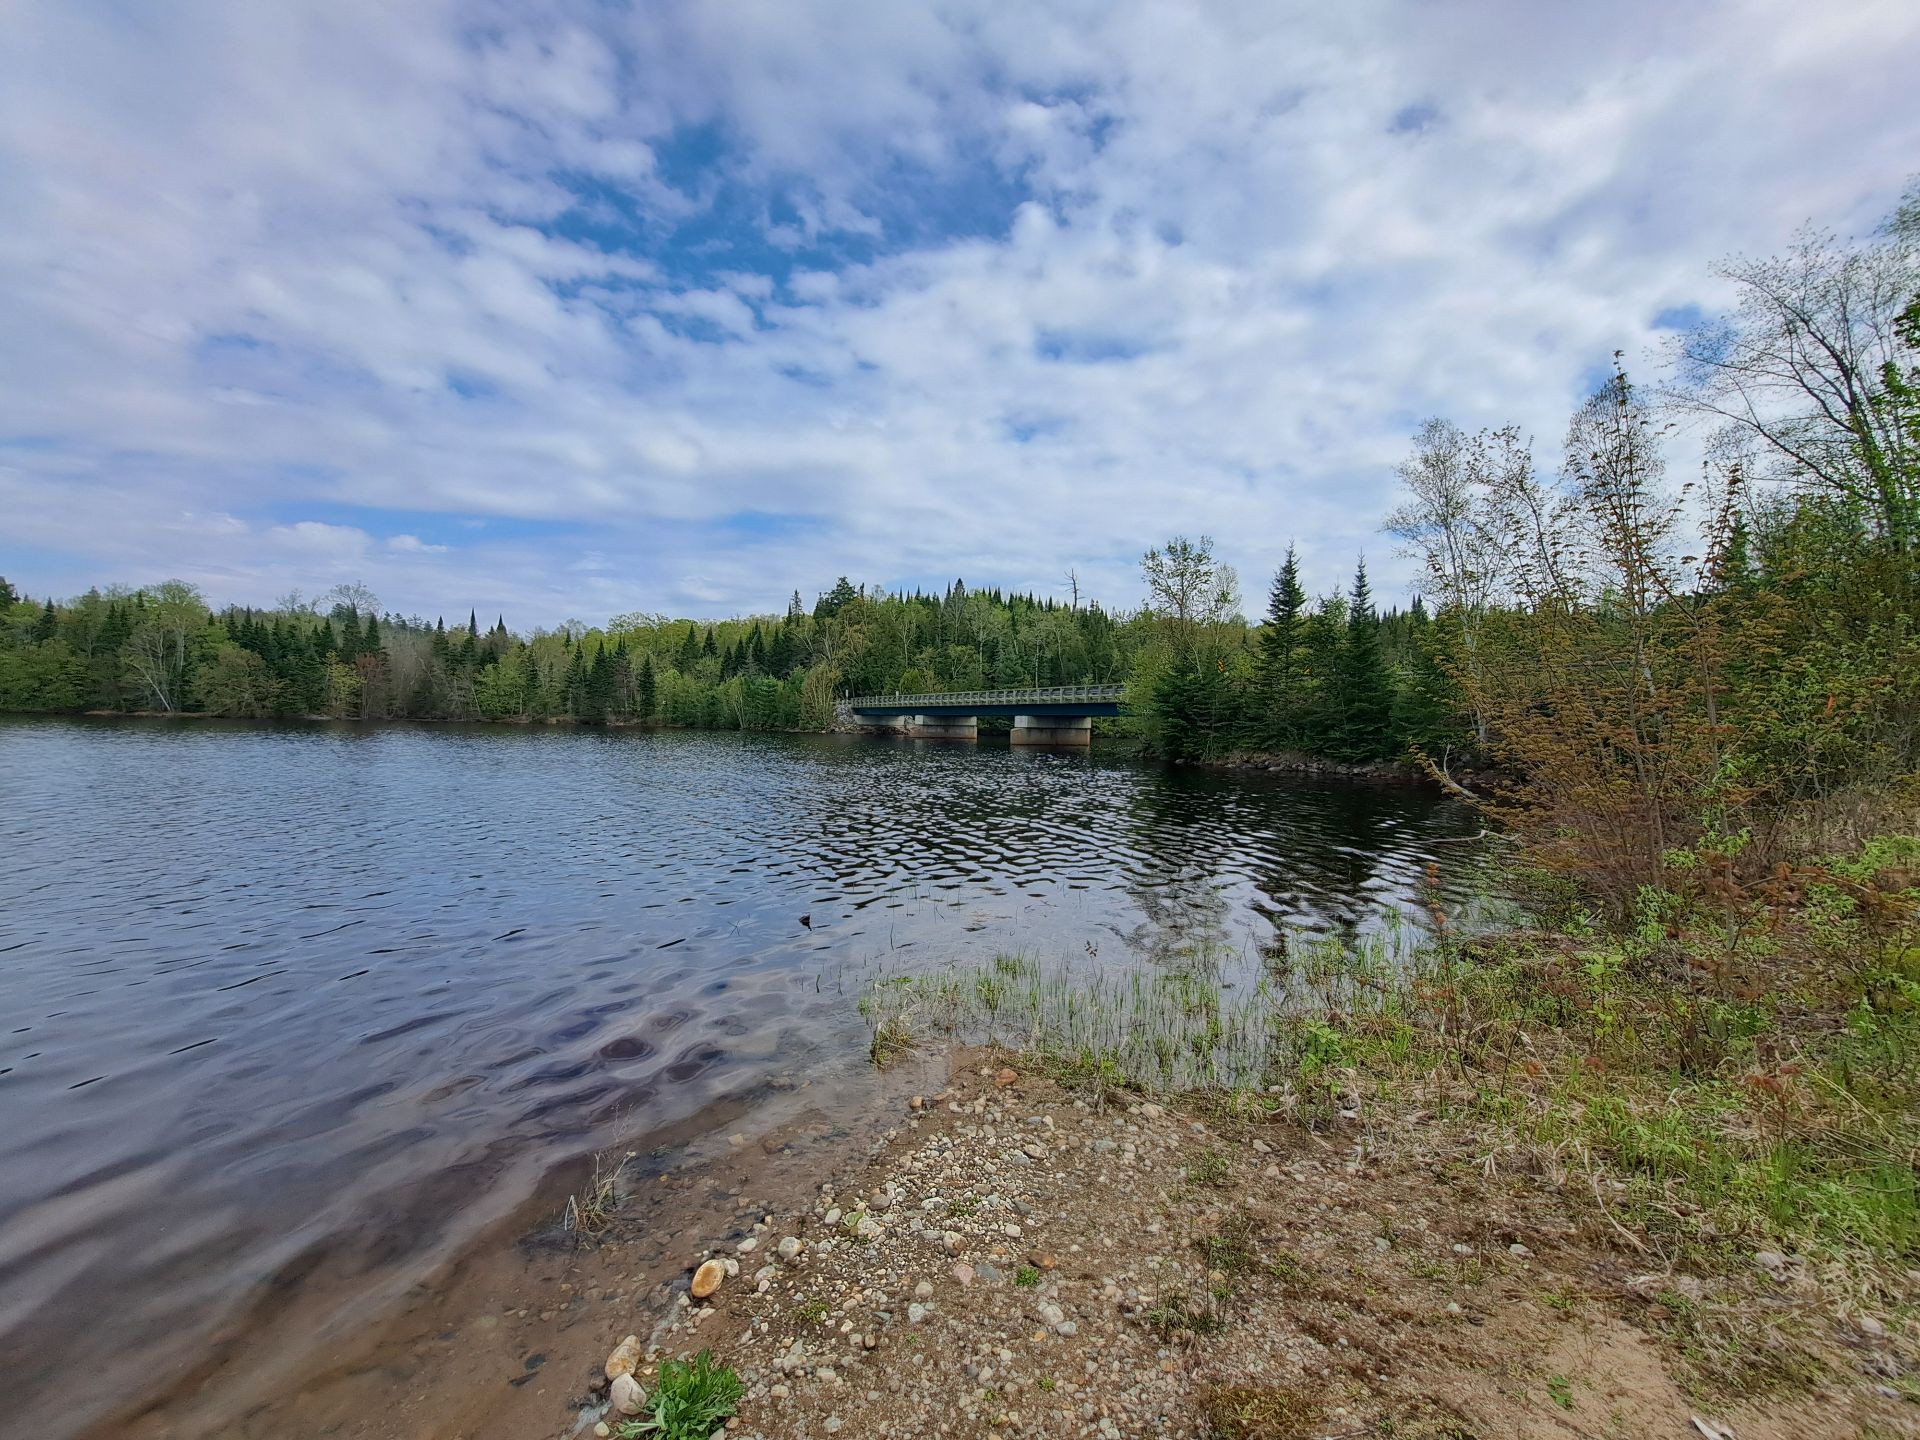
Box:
1858 1314 1887 1338
737 1235 759 1253
854 1215 883 1240
825 1419 844 1434
690 1259 726 1299
995 1067 1018 1088
909 1095 924 1111
609 1373 647 1416
1140 1103 1164 1120
594 1425 611 1438
605 1334 642 1380
953 1262 976 1285
777 1236 804 1262
908 1302 930 1324
824 1207 842 1228
914 1280 935 1300
1030 1252 1057 1270
1754 1250 1790 1280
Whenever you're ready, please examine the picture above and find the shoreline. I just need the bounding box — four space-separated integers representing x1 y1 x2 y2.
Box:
86 1054 947 1440
513 1042 1909 1439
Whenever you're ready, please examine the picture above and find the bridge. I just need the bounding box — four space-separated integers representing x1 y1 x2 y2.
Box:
846 685 1126 746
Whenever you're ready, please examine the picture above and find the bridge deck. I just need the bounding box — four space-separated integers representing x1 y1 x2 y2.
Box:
847 684 1126 718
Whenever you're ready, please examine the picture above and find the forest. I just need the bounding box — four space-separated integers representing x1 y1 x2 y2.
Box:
0 552 1449 760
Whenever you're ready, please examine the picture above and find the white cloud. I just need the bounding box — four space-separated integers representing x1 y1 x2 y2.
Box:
2 0 1916 623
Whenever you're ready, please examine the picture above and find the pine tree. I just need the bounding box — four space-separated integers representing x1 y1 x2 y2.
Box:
32 598 58 643
1332 559 1395 762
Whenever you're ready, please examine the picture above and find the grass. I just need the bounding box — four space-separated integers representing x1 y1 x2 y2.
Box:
1546 1374 1574 1410
1014 1264 1041 1287
611 1349 741 1440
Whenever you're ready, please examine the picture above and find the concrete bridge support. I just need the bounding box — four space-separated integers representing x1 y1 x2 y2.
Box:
909 713 979 741
1010 713 1092 747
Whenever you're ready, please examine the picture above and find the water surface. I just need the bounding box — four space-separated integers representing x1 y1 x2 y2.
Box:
0 720 1491 1437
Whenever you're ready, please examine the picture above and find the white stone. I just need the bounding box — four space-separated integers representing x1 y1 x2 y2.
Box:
610 1373 646 1416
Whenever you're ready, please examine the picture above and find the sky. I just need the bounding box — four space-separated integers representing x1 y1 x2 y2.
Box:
2 1 1917 628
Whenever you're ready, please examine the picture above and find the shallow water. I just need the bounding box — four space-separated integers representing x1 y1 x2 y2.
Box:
0 719 1492 1438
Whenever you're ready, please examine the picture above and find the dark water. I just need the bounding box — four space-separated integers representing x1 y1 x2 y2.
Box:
0 719 1491 1436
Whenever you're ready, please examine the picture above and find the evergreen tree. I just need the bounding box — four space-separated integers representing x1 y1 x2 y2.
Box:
1257 545 1308 747
32 598 58 644
636 654 657 718
1332 559 1394 762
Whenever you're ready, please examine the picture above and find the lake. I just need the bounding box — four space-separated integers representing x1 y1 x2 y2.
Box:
0 719 1493 1438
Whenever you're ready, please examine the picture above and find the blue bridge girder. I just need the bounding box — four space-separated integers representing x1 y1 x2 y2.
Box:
847 685 1126 718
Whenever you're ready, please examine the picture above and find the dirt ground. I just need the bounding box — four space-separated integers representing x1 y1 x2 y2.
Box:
574 1048 1915 1439
102 1046 1914 1440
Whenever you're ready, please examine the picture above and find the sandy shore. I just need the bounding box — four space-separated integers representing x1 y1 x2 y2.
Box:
92 1041 1912 1440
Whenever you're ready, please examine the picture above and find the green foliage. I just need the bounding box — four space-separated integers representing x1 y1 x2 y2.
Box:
611 1350 741 1440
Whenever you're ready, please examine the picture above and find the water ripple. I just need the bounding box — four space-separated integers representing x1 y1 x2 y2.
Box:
0 719 1493 1440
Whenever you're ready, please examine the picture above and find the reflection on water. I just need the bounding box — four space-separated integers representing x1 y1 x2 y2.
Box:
0 719 1492 1439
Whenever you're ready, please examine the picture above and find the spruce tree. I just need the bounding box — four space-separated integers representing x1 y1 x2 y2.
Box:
1333 559 1395 762
32 598 58 644
1258 545 1307 747
636 654 657 719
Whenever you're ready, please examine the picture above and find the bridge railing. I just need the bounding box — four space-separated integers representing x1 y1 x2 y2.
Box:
847 685 1127 709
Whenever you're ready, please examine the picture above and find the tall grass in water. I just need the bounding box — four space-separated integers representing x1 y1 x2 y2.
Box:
854 922 1412 1093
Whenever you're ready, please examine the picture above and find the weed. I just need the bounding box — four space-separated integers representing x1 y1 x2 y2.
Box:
1546 1374 1574 1410
1197 1212 1259 1274
1187 1149 1231 1188
1203 1384 1322 1440
789 1299 829 1326
561 1150 630 1242
1141 1291 1226 1339
869 1015 914 1067
1014 1265 1041 1287
611 1349 741 1440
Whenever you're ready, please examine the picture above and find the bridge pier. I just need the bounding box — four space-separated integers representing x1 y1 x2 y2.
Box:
1010 713 1092 748
909 713 978 741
